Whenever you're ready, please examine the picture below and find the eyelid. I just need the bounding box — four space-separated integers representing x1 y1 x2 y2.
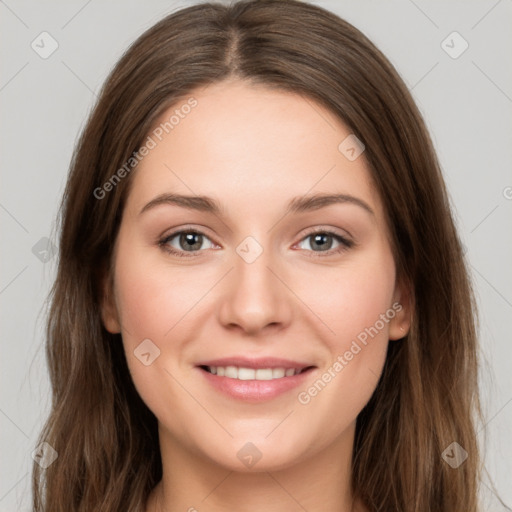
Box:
298 225 353 243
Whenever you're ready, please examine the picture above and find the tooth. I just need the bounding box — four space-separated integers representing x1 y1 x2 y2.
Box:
255 368 273 380
208 365 305 379
272 368 286 379
225 366 238 378
238 367 256 380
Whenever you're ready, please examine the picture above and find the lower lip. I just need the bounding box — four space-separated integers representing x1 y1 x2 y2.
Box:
197 367 315 402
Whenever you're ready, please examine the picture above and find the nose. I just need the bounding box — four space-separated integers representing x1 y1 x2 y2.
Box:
217 241 293 336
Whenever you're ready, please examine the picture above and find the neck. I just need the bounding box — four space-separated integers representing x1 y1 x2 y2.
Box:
147 421 365 512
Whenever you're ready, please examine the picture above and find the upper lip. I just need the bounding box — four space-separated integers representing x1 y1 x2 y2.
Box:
196 357 315 370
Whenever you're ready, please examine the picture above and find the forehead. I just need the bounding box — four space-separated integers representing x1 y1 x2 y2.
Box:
125 79 382 220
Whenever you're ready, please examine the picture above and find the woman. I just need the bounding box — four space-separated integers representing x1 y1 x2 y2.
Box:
32 0 484 510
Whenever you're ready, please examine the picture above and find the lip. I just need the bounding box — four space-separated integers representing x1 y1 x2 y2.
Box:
195 357 316 403
195 356 314 370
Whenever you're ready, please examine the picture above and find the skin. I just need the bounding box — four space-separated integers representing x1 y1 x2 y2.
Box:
101 79 411 512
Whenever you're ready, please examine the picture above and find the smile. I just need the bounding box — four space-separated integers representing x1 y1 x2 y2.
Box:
200 365 310 380
196 358 316 402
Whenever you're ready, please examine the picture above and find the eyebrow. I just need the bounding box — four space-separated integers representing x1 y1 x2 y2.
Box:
139 192 375 217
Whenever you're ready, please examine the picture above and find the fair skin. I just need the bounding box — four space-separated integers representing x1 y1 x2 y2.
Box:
101 79 410 512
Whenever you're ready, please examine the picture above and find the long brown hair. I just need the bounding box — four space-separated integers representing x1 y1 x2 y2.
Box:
32 1 484 510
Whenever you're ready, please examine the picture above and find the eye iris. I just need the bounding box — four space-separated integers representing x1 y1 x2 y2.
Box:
180 232 202 251
311 233 333 251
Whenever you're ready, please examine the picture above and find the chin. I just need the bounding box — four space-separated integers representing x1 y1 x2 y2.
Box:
199 435 308 473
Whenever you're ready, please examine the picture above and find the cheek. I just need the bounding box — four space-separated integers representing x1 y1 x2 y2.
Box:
111 245 202 430
300 253 396 347
294 249 396 412
113 244 207 343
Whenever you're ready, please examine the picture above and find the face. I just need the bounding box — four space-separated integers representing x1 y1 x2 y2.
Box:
101 79 410 472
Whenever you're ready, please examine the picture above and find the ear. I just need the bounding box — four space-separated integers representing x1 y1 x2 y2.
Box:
99 268 121 334
388 275 413 340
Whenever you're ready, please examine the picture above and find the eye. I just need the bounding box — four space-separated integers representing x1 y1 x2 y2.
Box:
159 229 216 257
158 227 354 258
295 228 354 257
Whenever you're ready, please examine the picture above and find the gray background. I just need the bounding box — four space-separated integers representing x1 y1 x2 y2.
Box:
1 0 511 510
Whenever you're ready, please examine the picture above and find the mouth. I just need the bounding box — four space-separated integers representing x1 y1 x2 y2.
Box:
198 365 314 380
195 358 317 402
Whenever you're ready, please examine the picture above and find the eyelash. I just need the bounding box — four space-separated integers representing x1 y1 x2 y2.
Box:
158 227 354 259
